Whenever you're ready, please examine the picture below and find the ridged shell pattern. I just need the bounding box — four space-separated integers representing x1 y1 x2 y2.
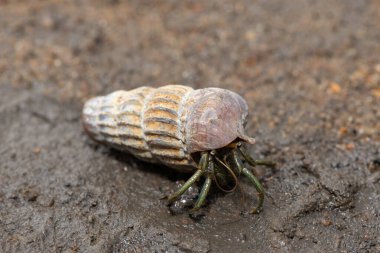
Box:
82 85 196 171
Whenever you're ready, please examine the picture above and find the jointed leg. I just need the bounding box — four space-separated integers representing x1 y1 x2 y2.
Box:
250 159 276 167
167 152 209 204
232 150 264 213
190 176 212 212
214 156 238 193
238 144 276 168
241 167 264 213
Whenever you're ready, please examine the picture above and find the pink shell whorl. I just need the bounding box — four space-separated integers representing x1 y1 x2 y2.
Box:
184 88 255 153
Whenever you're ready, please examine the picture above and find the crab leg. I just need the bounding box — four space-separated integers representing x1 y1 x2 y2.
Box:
238 145 275 168
167 152 209 204
231 149 264 213
190 176 212 212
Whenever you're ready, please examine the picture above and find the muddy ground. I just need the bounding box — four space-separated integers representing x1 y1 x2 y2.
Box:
0 0 379 252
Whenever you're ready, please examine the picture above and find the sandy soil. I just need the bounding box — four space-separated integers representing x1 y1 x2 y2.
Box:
0 0 379 252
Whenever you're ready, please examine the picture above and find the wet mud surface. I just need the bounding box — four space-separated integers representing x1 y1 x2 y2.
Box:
0 1 379 252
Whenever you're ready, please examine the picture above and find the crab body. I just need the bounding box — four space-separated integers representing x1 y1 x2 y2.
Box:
82 85 254 171
82 85 274 213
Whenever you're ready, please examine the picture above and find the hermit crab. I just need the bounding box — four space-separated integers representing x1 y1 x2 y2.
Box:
82 85 275 213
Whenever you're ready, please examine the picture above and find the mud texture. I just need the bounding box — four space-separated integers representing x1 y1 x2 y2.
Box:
0 1 379 252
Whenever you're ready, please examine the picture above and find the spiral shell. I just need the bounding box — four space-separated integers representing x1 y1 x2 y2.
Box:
82 85 254 172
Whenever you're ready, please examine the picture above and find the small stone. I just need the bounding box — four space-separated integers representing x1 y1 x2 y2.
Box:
23 188 39 202
368 159 380 173
328 82 342 94
32 147 41 155
321 219 332 227
37 195 55 207
345 143 355 151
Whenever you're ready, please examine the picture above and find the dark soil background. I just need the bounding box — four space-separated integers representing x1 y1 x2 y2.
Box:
1 0 379 252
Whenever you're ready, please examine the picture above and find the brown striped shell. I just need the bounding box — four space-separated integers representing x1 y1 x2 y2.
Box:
82 85 254 172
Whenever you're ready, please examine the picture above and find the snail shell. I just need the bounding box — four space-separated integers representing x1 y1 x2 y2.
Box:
82 85 254 172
